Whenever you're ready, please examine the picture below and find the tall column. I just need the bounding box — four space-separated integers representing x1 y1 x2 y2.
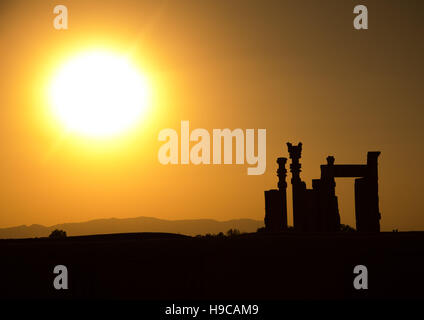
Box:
287 142 305 231
277 157 288 229
322 156 340 231
367 151 381 232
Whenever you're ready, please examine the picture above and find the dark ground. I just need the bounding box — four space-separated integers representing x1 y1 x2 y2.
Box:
1 232 423 300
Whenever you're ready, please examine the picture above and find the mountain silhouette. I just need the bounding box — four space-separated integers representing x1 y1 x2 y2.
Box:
0 216 263 239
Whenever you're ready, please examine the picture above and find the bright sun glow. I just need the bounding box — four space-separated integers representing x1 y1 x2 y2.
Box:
48 50 150 138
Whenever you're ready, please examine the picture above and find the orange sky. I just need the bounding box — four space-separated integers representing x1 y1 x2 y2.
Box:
0 0 423 231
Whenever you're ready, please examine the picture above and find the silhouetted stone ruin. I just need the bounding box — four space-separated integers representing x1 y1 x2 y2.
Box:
264 142 381 232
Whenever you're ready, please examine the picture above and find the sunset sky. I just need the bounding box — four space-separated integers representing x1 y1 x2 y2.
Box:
0 0 423 231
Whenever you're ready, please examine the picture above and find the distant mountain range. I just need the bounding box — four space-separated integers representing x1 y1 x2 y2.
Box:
0 216 264 239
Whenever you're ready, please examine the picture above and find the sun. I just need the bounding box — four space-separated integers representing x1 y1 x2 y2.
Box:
48 50 150 138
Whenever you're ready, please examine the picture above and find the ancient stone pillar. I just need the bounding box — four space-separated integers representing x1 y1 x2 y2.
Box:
287 142 306 231
264 157 288 232
277 157 288 229
355 152 381 232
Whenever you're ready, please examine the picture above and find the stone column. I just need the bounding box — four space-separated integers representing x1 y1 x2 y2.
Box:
287 142 305 231
277 157 288 229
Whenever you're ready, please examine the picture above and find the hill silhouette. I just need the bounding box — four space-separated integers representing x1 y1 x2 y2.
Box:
0 216 263 239
1 231 424 299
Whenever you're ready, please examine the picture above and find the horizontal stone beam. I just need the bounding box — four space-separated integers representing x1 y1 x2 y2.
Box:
321 164 368 178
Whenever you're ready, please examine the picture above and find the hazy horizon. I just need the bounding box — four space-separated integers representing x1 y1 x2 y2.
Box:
0 215 264 239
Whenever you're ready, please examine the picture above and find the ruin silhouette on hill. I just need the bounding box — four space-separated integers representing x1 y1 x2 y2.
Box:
264 142 381 232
